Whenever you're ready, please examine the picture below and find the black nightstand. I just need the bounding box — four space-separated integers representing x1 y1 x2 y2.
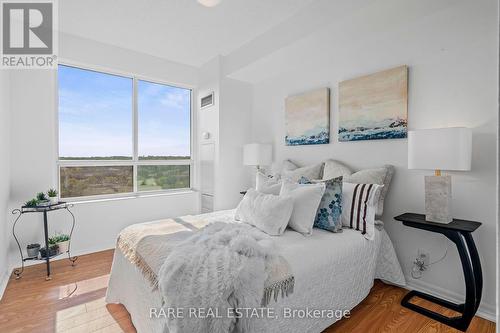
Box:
394 213 482 332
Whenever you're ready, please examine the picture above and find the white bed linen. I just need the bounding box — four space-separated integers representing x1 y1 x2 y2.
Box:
106 210 404 333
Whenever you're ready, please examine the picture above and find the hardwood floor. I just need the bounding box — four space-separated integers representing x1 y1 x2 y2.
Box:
0 250 495 333
0 250 134 333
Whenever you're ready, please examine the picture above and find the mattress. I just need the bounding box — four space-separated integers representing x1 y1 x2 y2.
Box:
106 209 405 333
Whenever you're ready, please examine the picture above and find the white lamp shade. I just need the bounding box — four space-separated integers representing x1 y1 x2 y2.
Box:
243 143 272 166
408 127 472 171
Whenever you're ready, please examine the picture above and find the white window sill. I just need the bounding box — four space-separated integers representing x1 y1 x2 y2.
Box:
64 189 199 206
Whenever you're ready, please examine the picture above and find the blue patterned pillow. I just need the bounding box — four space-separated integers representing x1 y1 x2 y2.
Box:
299 176 343 232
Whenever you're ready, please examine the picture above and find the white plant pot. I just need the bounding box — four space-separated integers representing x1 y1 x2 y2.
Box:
49 197 58 204
57 240 69 253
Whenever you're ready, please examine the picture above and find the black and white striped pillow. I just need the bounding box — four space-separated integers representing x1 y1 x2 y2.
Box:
341 182 383 240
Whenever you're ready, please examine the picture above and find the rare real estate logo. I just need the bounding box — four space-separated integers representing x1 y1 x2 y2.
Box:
1 0 57 69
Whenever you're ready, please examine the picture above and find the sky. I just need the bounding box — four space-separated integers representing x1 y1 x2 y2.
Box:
58 65 191 158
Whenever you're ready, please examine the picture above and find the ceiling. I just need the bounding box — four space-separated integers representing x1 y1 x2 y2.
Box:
59 0 315 67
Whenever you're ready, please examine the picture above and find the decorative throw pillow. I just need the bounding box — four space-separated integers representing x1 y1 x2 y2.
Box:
256 172 281 195
323 160 394 217
235 189 293 236
282 159 299 172
279 180 325 235
299 176 343 232
322 159 352 180
341 182 383 240
344 166 394 218
281 160 324 182
267 160 297 180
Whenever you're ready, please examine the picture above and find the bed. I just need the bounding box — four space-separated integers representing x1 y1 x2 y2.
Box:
106 209 405 333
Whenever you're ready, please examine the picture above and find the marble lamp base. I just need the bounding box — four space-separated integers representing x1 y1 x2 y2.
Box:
424 175 453 223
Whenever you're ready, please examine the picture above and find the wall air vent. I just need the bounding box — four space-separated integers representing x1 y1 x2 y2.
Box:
200 92 214 109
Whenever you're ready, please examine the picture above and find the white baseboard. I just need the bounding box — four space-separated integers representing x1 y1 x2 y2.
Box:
0 269 9 301
405 275 496 322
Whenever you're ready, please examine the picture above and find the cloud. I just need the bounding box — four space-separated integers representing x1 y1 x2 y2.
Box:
159 90 189 111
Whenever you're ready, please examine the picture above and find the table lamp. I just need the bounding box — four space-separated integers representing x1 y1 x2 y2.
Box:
408 127 472 223
243 143 272 171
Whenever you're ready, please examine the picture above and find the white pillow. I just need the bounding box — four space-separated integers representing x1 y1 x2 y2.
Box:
256 172 281 195
341 182 383 240
323 160 394 217
344 166 394 218
235 189 293 236
281 161 324 182
279 180 325 235
282 160 299 172
322 159 351 180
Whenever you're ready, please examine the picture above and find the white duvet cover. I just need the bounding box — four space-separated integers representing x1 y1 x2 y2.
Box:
106 209 405 333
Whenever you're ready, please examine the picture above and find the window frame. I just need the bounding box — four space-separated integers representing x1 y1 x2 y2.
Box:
56 63 195 201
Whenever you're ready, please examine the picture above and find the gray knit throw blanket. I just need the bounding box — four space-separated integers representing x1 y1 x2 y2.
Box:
157 222 293 333
116 217 294 322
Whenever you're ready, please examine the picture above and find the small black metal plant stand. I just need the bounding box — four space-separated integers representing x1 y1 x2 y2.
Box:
12 202 77 281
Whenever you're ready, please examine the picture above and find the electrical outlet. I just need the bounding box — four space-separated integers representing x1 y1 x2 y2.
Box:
417 249 430 267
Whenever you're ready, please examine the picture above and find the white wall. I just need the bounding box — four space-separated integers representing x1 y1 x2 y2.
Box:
243 0 497 320
217 77 253 209
7 34 201 273
497 5 500 323
0 70 11 297
197 57 253 211
60 33 198 87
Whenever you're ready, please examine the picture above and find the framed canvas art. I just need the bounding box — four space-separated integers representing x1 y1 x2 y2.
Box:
285 88 330 146
338 65 408 142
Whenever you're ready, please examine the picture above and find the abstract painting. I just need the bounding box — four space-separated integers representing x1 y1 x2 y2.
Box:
338 65 408 142
285 88 330 146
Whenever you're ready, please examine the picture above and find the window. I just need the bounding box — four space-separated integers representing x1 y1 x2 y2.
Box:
137 80 191 159
58 64 192 199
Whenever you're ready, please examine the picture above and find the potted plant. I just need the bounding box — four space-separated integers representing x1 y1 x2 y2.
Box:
36 192 50 207
47 188 58 205
26 243 40 258
51 233 70 253
24 198 39 207
40 244 58 258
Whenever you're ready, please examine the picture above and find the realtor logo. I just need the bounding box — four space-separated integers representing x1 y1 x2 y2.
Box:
1 0 57 68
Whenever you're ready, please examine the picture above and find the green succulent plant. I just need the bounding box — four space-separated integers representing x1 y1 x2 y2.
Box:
57 234 70 242
25 199 39 207
47 188 58 197
50 233 70 244
36 192 48 201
